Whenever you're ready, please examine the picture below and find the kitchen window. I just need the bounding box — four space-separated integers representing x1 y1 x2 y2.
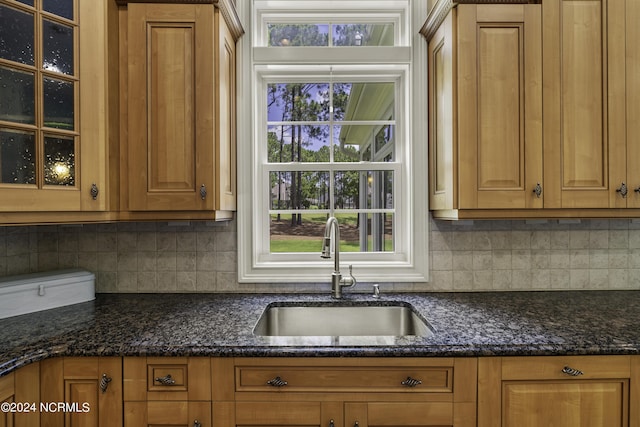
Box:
237 0 428 283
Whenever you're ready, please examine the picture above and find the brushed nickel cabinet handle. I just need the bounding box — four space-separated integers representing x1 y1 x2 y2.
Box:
401 376 422 387
266 376 288 387
155 374 176 385
562 366 584 376
329 420 335 427
635 186 640 194
200 184 207 200
99 373 112 393
194 420 202 427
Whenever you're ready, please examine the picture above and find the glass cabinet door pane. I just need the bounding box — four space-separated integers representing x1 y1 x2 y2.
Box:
44 135 74 185
42 19 74 75
43 0 73 20
0 66 35 124
16 0 34 6
0 4 35 65
0 128 35 184
43 76 74 130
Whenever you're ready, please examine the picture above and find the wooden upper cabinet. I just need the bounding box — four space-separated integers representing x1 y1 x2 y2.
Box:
0 0 112 217
424 0 640 218
121 2 241 219
458 4 543 211
625 0 640 208
425 3 543 217
542 0 626 209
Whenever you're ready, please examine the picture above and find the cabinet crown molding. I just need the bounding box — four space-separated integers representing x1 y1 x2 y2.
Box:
115 0 244 40
421 0 540 41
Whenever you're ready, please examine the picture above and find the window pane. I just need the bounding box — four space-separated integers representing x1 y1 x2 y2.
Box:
44 135 74 186
359 212 394 252
268 24 329 46
0 4 34 65
333 82 395 121
43 0 73 20
268 125 330 163
334 124 395 162
270 171 330 209
43 18 74 75
0 128 35 184
333 24 394 46
334 170 394 209
267 83 330 122
16 0 34 6
43 76 74 130
0 66 35 124
270 213 330 253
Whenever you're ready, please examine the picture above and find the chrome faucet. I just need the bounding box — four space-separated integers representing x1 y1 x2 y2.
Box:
321 216 357 298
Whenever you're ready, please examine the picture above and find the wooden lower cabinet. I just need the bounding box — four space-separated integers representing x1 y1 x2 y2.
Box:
478 356 640 427
225 357 477 427
124 401 210 427
40 357 122 427
123 357 211 427
0 366 37 427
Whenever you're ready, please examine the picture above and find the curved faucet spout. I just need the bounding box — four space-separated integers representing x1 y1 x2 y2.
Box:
320 216 356 298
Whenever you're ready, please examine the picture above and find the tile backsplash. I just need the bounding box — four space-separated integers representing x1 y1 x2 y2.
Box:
0 217 638 293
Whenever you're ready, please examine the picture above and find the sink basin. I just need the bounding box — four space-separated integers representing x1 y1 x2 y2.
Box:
253 302 433 337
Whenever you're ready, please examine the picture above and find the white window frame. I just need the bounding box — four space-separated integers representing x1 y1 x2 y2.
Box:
237 0 429 284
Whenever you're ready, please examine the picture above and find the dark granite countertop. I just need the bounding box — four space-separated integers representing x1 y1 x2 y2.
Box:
1 291 640 376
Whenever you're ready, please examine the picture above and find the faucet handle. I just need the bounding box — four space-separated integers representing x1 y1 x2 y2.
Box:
346 265 357 289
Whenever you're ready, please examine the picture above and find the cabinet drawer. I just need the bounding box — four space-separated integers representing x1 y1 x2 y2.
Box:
124 357 211 401
501 356 631 380
236 365 453 393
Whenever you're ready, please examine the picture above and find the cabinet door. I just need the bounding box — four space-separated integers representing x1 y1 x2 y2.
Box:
235 401 339 427
478 356 631 427
40 357 122 427
0 0 108 212
626 0 640 207
503 381 627 427
125 401 210 427
458 4 543 209
542 0 626 208
126 3 215 211
345 402 452 427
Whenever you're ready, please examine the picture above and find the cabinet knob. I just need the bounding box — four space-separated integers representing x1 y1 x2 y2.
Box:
200 184 207 200
155 374 176 385
616 182 628 198
401 376 422 387
561 366 584 376
99 373 112 393
266 376 288 387
533 183 542 198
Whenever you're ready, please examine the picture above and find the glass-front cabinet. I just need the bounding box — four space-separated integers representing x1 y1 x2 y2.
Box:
0 0 109 215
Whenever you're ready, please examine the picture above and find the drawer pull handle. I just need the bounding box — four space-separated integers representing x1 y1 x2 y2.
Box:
329 419 335 427
266 376 288 387
401 376 422 387
562 366 584 376
194 420 202 427
99 373 112 393
155 374 176 385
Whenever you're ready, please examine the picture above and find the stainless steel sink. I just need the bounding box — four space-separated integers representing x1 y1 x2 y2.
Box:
253 303 433 337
